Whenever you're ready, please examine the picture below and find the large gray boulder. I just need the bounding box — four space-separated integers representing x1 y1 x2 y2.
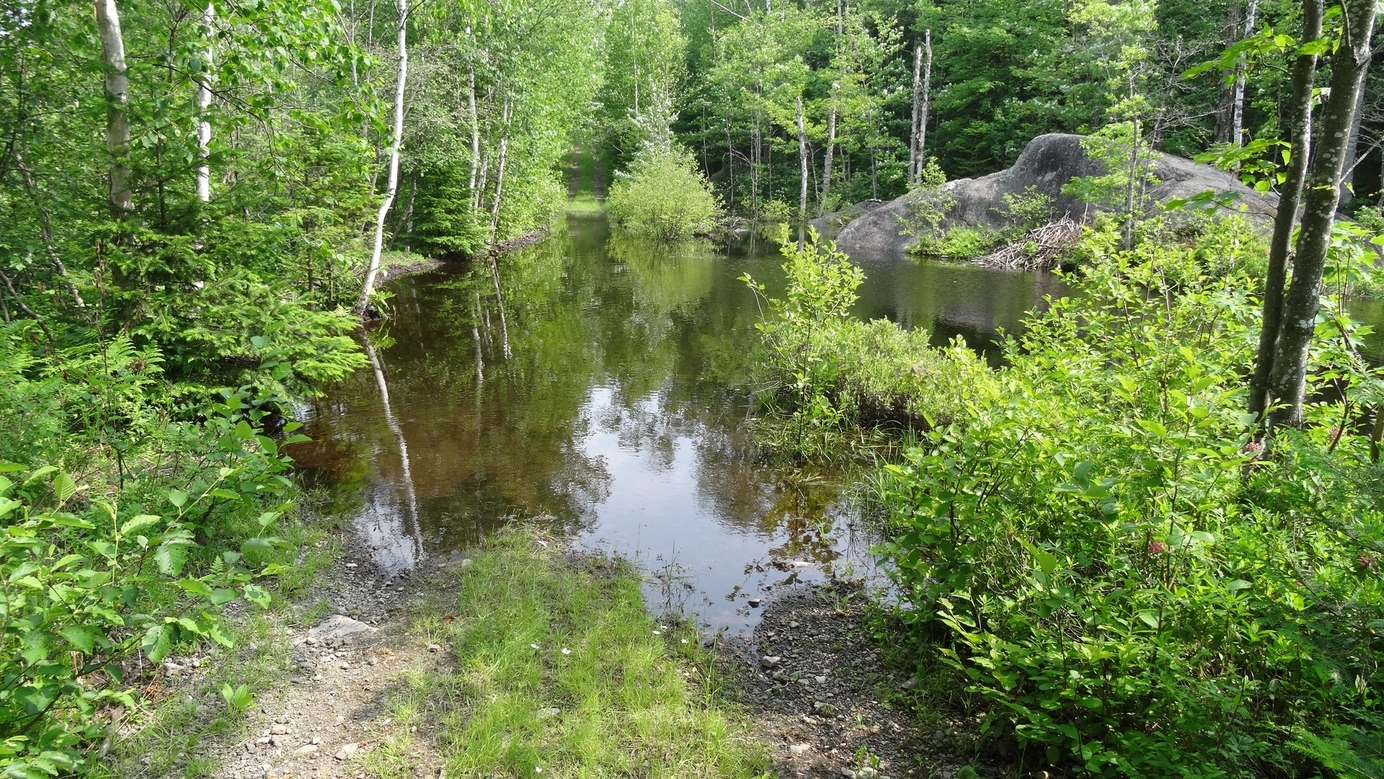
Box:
835 133 1278 260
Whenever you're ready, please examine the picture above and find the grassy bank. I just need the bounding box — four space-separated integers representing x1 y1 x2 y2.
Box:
365 529 769 778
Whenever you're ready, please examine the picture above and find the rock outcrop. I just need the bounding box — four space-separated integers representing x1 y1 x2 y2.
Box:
835 133 1279 259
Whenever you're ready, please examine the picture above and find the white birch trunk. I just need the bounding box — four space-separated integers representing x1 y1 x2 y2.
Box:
820 99 836 216
908 43 922 186
1230 0 1259 147
918 30 932 177
467 26 481 211
196 3 215 202
353 0 407 317
797 96 808 219
488 98 511 243
95 0 133 216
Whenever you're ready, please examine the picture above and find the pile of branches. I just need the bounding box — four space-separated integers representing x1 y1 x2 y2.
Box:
976 216 1082 270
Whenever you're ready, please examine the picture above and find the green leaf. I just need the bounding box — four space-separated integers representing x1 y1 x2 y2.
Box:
52 472 77 503
142 624 172 662
1017 537 1059 575
59 626 98 654
154 544 189 576
243 584 272 608
120 514 161 536
178 579 215 598
168 490 188 509
1137 611 1160 629
23 466 58 486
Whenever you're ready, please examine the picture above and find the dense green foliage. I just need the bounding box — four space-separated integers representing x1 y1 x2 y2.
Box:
672 0 1382 217
743 233 993 457
607 146 721 241
874 217 1382 775
747 213 1384 775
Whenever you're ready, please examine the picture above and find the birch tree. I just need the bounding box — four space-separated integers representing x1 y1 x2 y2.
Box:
196 3 215 202
354 0 408 317
94 0 132 217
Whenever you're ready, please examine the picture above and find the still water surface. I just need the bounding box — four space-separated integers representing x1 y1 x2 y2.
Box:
290 215 1084 631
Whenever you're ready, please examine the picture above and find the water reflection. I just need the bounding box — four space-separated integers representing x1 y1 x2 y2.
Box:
294 215 1066 632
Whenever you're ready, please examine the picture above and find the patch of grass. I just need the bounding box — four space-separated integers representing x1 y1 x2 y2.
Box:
365 528 769 778
566 195 605 213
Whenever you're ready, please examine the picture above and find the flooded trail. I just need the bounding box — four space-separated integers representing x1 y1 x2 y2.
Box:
291 215 1067 633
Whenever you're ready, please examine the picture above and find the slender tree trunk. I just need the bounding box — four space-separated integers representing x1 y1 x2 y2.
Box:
1123 111 1141 250
1230 0 1259 147
1248 0 1322 418
488 97 511 243
467 26 481 211
196 3 214 202
820 100 836 217
1341 87 1367 203
1266 0 1376 429
908 42 922 186
797 96 808 222
14 155 84 308
751 110 762 216
94 0 133 217
354 0 408 317
918 29 932 180
1213 0 1241 144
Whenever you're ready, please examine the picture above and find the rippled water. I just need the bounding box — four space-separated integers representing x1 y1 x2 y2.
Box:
287 215 1075 632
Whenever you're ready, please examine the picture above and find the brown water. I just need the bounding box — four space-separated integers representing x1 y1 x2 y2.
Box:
290 215 1064 632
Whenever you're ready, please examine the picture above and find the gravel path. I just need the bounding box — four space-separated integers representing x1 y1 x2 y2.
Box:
716 582 981 779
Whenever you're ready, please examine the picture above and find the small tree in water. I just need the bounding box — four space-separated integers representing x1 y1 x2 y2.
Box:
607 85 720 241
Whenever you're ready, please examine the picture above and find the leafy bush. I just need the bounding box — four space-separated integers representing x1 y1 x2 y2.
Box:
875 217 1384 776
0 328 314 776
607 145 720 241
0 466 285 775
743 233 993 458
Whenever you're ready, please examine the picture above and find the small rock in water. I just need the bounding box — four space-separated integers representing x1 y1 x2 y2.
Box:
748 598 762 607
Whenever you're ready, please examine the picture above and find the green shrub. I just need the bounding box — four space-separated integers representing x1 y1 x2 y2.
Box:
607 145 720 241
0 327 318 776
875 217 1384 776
743 233 993 458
